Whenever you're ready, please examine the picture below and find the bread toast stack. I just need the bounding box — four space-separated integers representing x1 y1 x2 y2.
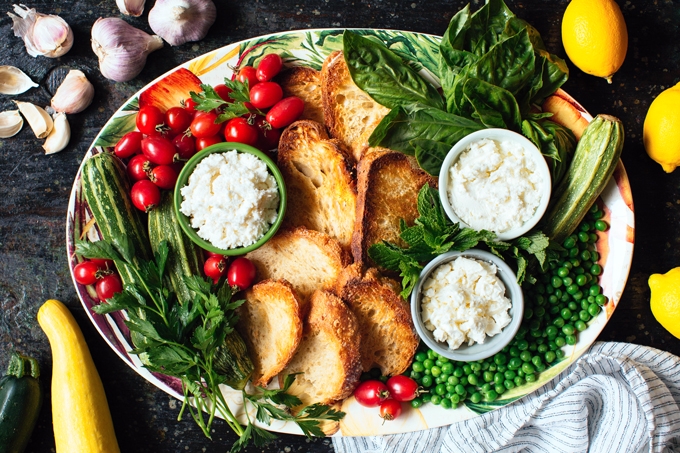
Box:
235 50 435 406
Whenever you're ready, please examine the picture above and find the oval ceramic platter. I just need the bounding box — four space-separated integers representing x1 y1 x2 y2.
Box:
66 28 635 437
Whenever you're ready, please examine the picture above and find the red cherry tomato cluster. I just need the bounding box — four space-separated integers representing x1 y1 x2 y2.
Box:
113 52 302 214
353 375 420 422
73 259 123 301
201 252 256 289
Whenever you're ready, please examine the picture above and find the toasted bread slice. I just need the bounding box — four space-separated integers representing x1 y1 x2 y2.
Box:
321 51 390 161
337 263 419 376
280 290 362 406
277 67 324 124
278 120 357 249
245 227 350 300
351 148 437 265
237 279 304 387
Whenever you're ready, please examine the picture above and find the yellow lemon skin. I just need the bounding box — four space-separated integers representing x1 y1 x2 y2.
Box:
561 0 628 83
648 268 680 339
643 83 680 173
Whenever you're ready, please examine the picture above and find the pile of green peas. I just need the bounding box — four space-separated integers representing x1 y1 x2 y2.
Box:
406 205 610 409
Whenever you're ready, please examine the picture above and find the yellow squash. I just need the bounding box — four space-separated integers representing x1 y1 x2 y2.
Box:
37 299 120 453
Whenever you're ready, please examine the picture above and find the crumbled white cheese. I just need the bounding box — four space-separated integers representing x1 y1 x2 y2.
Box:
447 138 543 233
180 151 279 249
420 257 512 349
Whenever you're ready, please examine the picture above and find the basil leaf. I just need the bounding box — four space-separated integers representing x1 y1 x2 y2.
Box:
343 31 444 110
462 78 522 130
521 119 575 186
368 105 484 155
466 0 515 56
413 139 451 176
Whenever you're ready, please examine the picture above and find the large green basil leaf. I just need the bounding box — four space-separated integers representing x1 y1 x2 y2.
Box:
521 118 575 186
413 139 453 176
368 105 484 155
530 50 569 104
467 0 515 56
462 78 521 131
343 31 443 110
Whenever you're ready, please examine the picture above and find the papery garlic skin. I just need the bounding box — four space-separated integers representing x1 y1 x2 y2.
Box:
116 0 146 16
51 70 95 114
148 0 216 46
0 65 38 95
91 17 164 82
8 4 73 58
42 112 70 154
0 110 24 138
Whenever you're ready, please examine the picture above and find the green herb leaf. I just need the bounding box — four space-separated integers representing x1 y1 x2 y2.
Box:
75 239 121 262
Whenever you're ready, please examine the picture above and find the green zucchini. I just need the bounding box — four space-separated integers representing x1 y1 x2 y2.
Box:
81 151 152 287
0 352 42 453
148 192 204 304
541 114 624 244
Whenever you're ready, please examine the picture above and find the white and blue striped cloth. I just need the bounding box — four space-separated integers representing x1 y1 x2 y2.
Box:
333 342 680 453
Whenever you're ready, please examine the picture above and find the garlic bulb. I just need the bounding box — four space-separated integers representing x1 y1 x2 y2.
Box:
116 0 146 16
0 65 38 94
8 4 73 58
148 0 216 46
0 110 23 138
43 112 70 154
91 17 164 82
51 70 95 114
14 101 53 138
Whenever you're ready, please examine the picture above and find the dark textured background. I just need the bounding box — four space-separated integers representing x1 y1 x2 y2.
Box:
0 0 678 452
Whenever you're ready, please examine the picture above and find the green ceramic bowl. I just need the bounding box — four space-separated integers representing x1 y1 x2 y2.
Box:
173 142 287 256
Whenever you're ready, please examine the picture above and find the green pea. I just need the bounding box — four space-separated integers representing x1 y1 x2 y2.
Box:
453 367 464 377
556 349 566 359
591 264 603 276
411 398 423 408
497 364 508 373
508 358 522 370
494 372 504 384
424 368 431 376
568 301 578 311
595 294 607 306
481 383 492 393
579 310 591 322
410 371 423 380
588 303 601 317
435 377 444 384
450 394 460 404
463 364 473 375
531 356 543 368
578 231 589 243
423 359 434 369
412 362 425 373
455 384 466 395
467 374 479 386
557 267 570 278
494 354 508 366
575 320 587 332
561 308 573 319
569 247 580 258
504 370 517 380
431 366 442 377
415 352 427 362
576 274 588 286
522 362 536 374
551 276 563 288
554 317 565 328
589 233 598 243
562 276 573 287
470 392 482 404
495 384 506 395
562 324 575 335
545 351 557 363
421 375 433 387
427 350 437 360
431 395 442 405
566 334 577 345
435 383 446 395
440 397 452 409
485 390 498 402
509 347 521 357
538 344 549 354
504 380 516 390
422 393 432 403
447 375 459 386
591 251 600 261
580 222 591 232
549 295 559 305
535 363 547 372
520 350 532 362
441 363 454 375
514 376 525 386
525 373 537 383
545 325 558 337
535 306 546 318
555 336 566 347
483 371 494 383
563 237 576 248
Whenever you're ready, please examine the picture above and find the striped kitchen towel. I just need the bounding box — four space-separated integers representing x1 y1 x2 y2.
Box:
332 342 680 453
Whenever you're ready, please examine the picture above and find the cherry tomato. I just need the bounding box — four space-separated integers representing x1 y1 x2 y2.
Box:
96 273 123 301
173 133 196 160
190 112 222 138
214 83 233 101
227 257 256 290
183 97 198 114
254 115 281 150
379 399 402 421
249 82 283 109
142 136 177 165
266 96 304 129
256 54 283 82
196 135 223 151
224 117 258 146
114 131 143 159
73 261 100 286
386 375 419 402
204 250 225 259
353 380 389 407
136 105 166 136
127 154 153 181
90 258 114 270
235 66 258 88
204 255 227 283
165 106 192 135
150 164 179 189
130 179 161 212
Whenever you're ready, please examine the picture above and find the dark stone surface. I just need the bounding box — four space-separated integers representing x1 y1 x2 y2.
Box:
0 0 678 452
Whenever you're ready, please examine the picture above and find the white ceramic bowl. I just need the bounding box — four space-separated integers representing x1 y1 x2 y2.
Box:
438 128 552 241
410 249 524 362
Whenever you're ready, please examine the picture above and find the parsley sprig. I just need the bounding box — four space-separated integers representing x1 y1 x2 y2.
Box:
75 232 344 452
368 185 557 297
189 79 261 123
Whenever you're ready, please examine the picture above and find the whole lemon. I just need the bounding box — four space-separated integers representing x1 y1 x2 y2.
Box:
648 267 680 339
561 0 628 83
643 83 680 173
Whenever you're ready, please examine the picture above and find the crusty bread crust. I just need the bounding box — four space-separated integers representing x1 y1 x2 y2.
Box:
237 279 304 387
351 148 438 265
278 120 357 250
337 263 419 376
280 290 362 407
245 226 350 301
321 51 390 161
276 67 325 124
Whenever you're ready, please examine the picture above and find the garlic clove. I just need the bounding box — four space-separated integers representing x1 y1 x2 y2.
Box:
0 65 38 95
51 69 95 114
7 4 73 58
42 112 70 154
91 17 164 82
116 0 146 16
0 110 24 138
148 0 216 47
14 101 53 138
